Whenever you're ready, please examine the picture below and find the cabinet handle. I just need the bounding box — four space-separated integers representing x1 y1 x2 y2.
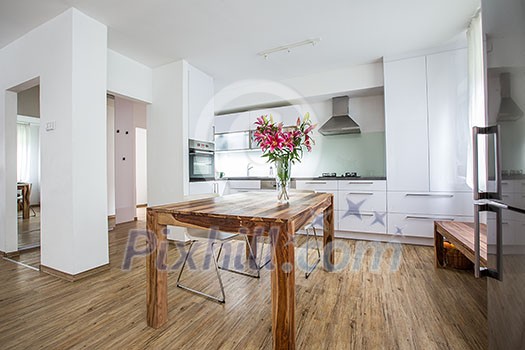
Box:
405 215 455 221
346 192 374 195
405 193 454 198
347 181 373 185
361 213 374 217
305 181 327 185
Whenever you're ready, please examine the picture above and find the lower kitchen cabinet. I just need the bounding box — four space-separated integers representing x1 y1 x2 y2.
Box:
338 211 387 234
189 181 226 196
387 191 473 217
387 213 472 238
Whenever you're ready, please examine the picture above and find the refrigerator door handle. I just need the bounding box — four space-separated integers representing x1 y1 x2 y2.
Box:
472 125 502 201
475 203 503 280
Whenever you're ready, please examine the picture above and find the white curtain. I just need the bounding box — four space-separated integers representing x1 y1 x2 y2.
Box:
17 123 31 182
466 10 486 189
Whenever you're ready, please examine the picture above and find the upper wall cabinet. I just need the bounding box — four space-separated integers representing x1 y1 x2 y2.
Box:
250 105 302 128
427 48 470 192
384 48 470 193
384 56 430 192
214 111 251 133
188 65 214 142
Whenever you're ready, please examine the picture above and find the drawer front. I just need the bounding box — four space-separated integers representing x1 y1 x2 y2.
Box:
388 192 473 216
338 210 387 234
338 191 386 213
295 180 338 191
387 213 472 238
338 180 386 191
228 180 261 189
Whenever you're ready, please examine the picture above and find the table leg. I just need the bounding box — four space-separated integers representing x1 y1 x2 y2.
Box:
434 223 444 268
22 185 30 219
271 222 296 350
146 210 168 328
323 196 335 271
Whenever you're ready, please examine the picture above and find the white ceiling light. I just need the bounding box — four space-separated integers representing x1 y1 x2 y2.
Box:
257 38 321 59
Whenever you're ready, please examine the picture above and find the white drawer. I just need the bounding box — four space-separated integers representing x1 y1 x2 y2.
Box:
338 210 387 234
487 219 522 245
338 180 386 191
501 180 515 194
388 192 473 216
387 213 472 238
228 180 261 189
295 180 338 191
338 191 386 213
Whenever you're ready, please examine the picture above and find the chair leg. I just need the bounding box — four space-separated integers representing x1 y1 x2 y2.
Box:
176 240 226 303
257 237 271 270
305 227 321 279
217 236 260 278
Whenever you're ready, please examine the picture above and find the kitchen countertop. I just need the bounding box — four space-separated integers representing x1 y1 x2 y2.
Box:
219 176 386 181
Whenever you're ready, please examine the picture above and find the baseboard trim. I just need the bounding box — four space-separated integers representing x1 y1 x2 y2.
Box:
40 263 110 282
1 250 21 258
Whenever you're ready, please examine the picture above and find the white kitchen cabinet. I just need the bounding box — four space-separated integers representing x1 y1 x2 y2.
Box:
189 181 226 196
427 48 470 192
225 180 261 194
250 105 302 129
387 192 473 217
338 211 387 234
338 191 387 213
387 213 472 238
384 56 430 192
215 112 250 133
188 64 214 142
338 180 386 192
295 180 338 192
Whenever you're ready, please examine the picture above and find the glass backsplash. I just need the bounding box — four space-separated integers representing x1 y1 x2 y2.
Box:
215 131 386 178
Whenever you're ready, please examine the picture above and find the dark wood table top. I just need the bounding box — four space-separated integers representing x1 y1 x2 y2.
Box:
149 191 333 224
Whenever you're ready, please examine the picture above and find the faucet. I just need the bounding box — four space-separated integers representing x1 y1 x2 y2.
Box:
246 162 254 177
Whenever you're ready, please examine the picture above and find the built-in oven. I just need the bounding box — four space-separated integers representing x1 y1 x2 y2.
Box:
189 139 215 182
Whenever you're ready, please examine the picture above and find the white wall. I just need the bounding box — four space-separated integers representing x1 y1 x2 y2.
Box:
148 60 188 206
114 96 136 224
214 62 384 113
107 49 152 103
0 9 108 274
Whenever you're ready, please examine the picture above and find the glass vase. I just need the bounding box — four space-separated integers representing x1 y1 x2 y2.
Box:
275 157 292 204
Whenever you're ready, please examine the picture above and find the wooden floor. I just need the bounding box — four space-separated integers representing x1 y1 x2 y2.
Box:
17 206 40 250
0 213 487 349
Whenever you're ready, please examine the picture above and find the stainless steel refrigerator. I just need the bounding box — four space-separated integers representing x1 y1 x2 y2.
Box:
473 0 525 348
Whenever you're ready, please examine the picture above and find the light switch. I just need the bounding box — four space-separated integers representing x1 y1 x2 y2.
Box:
45 121 56 131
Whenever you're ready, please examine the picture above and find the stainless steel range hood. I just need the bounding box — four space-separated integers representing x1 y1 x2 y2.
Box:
497 72 524 121
318 96 361 135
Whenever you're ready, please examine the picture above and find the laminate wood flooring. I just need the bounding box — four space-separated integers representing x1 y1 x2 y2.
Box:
0 213 487 349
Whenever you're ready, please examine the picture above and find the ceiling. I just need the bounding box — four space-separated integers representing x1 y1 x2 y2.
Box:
0 0 480 88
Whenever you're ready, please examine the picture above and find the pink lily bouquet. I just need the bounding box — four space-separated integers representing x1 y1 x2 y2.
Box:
253 113 316 202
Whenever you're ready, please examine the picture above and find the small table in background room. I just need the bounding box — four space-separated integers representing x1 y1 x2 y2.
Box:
17 182 31 219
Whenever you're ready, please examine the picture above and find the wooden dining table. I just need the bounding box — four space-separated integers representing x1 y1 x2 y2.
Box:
146 191 335 349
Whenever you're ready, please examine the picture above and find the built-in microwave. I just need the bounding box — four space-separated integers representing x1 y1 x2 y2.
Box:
189 139 215 182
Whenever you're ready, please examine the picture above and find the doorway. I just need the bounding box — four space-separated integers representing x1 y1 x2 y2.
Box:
107 95 148 227
13 84 41 270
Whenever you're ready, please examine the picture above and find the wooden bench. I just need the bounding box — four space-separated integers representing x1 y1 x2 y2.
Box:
434 221 487 268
